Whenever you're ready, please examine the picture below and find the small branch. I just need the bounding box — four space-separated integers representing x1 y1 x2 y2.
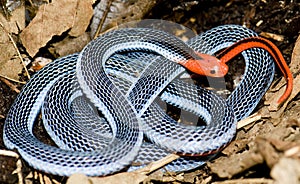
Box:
135 154 180 175
237 112 262 129
93 0 114 39
0 76 21 93
0 74 26 84
0 150 19 158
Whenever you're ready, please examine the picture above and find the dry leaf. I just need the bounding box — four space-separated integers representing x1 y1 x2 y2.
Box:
0 5 25 81
66 174 90 184
255 137 281 168
20 0 93 57
289 34 300 74
68 0 93 37
0 27 23 80
0 5 25 34
20 0 77 57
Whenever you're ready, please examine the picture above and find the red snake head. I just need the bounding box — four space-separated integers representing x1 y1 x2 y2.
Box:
179 52 228 77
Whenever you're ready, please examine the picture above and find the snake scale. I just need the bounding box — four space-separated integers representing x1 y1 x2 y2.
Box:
4 25 278 176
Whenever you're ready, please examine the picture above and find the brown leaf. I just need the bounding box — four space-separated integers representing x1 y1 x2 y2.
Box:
255 137 281 168
68 0 94 37
0 26 23 80
0 5 25 81
290 35 300 75
0 5 25 34
20 0 78 57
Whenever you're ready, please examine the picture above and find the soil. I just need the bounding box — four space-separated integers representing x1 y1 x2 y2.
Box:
0 0 300 183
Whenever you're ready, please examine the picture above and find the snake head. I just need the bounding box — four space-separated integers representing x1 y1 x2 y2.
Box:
179 52 228 77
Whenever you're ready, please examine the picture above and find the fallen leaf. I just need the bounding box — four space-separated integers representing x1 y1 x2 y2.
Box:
0 26 23 81
289 34 300 74
20 0 93 57
68 0 94 37
255 137 281 168
66 174 90 184
0 5 25 81
0 5 25 34
20 0 77 57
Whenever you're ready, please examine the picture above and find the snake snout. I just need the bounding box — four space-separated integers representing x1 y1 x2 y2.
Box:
199 53 229 77
215 60 229 77
179 53 229 77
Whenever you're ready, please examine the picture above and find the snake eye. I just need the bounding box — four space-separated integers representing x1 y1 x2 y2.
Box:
210 70 216 74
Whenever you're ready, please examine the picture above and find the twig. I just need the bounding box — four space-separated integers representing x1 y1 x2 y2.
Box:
0 74 26 84
51 178 61 184
0 150 19 158
39 172 45 184
135 154 180 175
0 21 31 80
93 0 114 39
0 76 21 93
13 159 23 184
237 112 262 129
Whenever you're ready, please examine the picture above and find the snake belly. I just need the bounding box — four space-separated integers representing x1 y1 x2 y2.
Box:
3 25 274 176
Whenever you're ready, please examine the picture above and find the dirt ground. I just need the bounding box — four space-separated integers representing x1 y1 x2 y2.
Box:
0 0 300 183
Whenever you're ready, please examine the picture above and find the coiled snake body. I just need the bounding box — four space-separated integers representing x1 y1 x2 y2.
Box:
3 25 281 176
